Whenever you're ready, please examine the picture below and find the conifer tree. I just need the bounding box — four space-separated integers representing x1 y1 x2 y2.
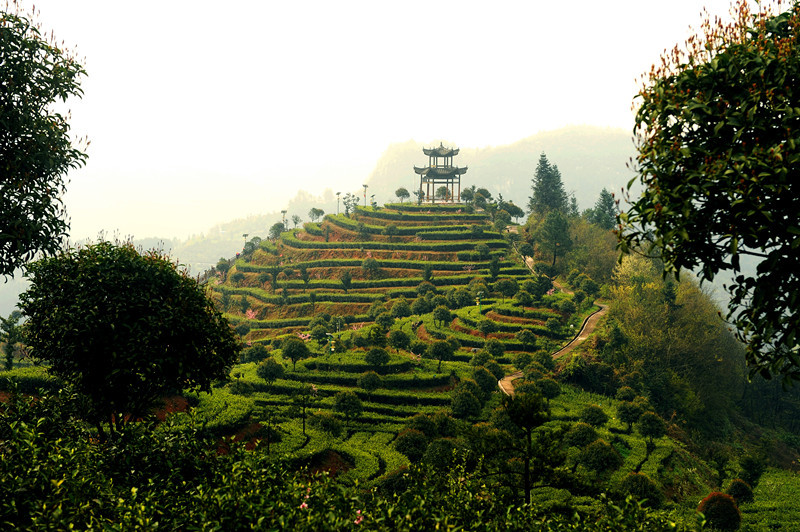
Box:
528 153 568 215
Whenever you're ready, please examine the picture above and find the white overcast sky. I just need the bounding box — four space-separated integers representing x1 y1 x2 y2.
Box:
19 0 744 240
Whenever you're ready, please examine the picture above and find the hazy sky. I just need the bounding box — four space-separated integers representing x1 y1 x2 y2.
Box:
20 0 741 240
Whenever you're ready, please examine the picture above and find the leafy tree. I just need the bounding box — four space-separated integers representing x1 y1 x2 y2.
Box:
230 271 245 286
0 8 88 277
339 270 352 293
580 439 623 474
435 186 450 201
395 187 410 203
308 207 324 223
537 378 561 405
527 153 568 215
477 319 497 338
390 298 412 318
451 389 482 419
518 242 534 265
484 338 504 358
362 257 380 278
268 222 285 240
19 241 240 434
697 492 741 532
617 401 644 434
0 310 23 370
290 383 319 435
411 297 431 315
215 258 231 278
365 347 390 368
432 305 451 328
472 366 497 396
375 312 395 330
256 358 285 391
461 186 475 204
502 390 550 504
388 329 410 353
291 214 301 229
618 3 800 381
310 324 329 345
357 371 382 399
427 340 454 372
564 422 598 448
382 224 399 242
580 405 609 427
333 390 363 426
495 278 519 303
394 429 427 462
536 210 572 267
281 336 310 370
488 257 501 281
342 192 359 217
618 473 664 509
637 411 666 447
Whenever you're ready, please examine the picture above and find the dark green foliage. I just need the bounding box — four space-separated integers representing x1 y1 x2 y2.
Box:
617 401 644 434
0 311 23 370
451 389 482 419
512 352 533 372
390 298 412 317
388 329 410 352
637 411 666 445
423 438 459 471
256 358 285 389
495 278 519 302
697 492 741 531
536 211 572 267
365 347 390 368
585 188 616 230
580 405 609 427
357 371 382 395
738 454 766 487
230 271 245 286
477 319 497 337
536 378 561 404
362 257 380 278
0 8 88 276
281 337 310 370
339 270 352 293
580 439 623 473
472 366 497 395
528 152 569 215
333 390 363 425
616 386 636 402
411 297 432 315
470 350 491 367
432 305 452 328
484 338 505 358
484 360 504 380
394 429 428 462
618 473 664 509
20 241 240 429
308 411 342 437
375 312 395 330
427 340 455 373
726 479 754 505
564 422 598 448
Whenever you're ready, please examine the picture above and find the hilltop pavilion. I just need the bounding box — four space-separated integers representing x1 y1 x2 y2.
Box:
413 143 467 203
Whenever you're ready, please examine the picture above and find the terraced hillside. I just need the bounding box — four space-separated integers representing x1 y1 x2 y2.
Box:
197 202 600 483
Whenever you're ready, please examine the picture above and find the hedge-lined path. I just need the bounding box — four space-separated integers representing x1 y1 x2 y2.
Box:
497 302 608 396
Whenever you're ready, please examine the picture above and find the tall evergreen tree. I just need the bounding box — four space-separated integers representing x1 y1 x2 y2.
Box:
528 153 568 215
586 188 616 230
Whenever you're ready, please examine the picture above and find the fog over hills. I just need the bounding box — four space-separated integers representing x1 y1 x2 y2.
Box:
1 126 634 316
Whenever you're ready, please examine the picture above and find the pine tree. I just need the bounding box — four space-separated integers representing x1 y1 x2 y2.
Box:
587 188 616 230
528 153 568 215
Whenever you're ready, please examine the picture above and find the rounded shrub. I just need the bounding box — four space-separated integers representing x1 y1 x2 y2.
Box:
615 386 636 402
697 492 741 531
580 405 609 427
565 422 598 448
726 478 754 505
394 429 428 463
580 439 623 473
618 473 664 509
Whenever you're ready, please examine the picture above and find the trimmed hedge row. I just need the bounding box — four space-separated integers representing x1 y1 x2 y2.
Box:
455 315 564 339
384 203 468 212
216 285 383 303
281 232 508 252
303 360 413 374
304 222 324 236
325 214 484 236
231 314 373 330
354 206 488 222
235 258 512 273
416 230 503 241
283 372 451 390
493 306 561 320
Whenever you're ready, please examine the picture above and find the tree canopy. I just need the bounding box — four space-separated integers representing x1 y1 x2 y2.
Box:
618 2 800 381
0 7 88 276
19 240 240 431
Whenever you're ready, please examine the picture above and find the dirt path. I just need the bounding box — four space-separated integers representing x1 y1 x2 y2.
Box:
497 233 609 395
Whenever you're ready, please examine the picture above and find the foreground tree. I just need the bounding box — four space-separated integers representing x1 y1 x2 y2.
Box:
618 2 800 381
536 210 572 267
1 7 88 276
19 240 240 434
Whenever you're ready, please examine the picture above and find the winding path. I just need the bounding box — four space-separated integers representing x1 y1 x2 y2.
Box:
497 235 609 395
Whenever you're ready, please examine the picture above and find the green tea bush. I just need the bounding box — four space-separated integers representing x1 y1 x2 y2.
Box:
697 492 741 531
580 439 624 474
565 422 598 448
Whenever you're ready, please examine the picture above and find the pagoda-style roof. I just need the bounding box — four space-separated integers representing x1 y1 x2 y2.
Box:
414 165 468 177
423 143 460 158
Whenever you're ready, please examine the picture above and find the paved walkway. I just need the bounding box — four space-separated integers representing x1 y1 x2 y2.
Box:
496 238 609 396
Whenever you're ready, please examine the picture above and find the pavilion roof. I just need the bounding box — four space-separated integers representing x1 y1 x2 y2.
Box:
414 166 468 177
423 143 459 158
